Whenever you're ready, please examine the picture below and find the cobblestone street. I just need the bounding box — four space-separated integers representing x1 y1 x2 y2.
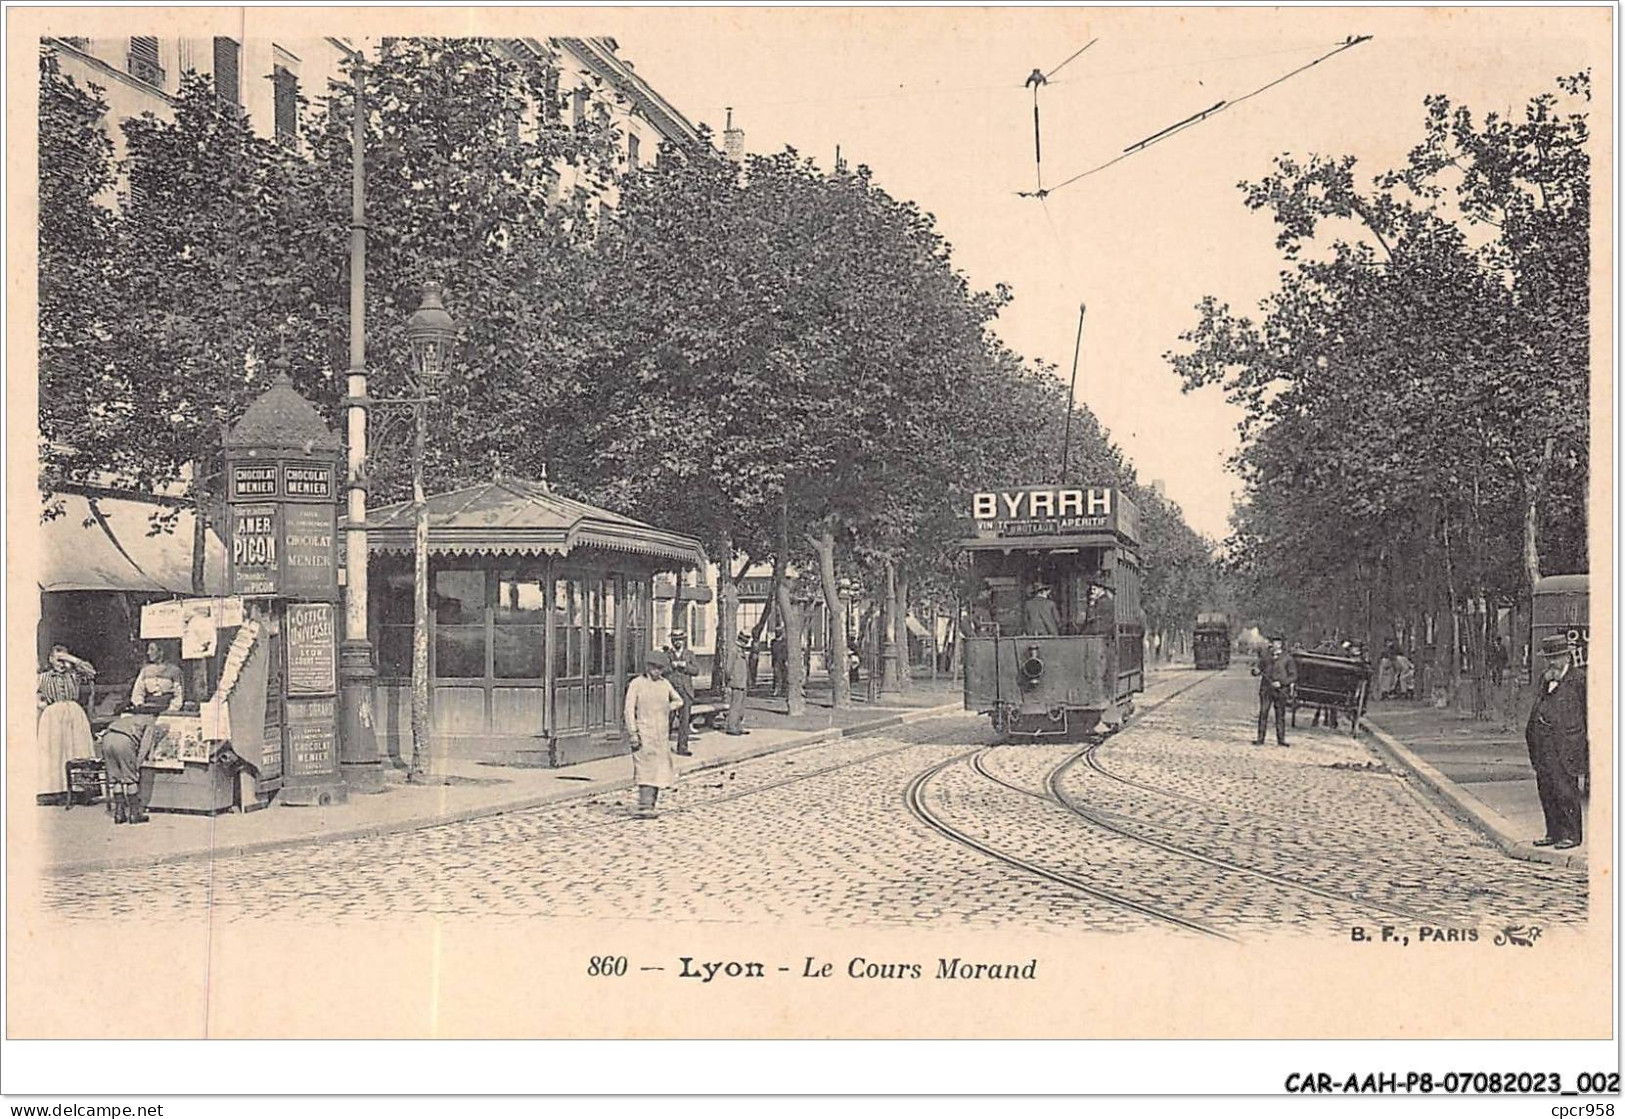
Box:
43 669 1588 935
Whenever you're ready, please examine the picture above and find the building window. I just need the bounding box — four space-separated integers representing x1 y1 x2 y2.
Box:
627 132 640 168
272 65 299 145
214 37 241 106
571 87 588 129
543 67 561 122
128 36 164 87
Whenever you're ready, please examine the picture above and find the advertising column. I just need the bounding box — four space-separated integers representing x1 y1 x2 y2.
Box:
224 377 347 807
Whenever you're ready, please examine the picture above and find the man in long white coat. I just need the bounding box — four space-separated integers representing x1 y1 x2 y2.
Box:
625 648 686 819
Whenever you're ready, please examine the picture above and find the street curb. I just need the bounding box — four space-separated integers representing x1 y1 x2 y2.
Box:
42 701 967 877
1360 717 1586 870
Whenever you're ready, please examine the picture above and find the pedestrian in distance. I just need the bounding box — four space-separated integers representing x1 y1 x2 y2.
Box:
1023 582 1061 637
1525 634 1587 850
37 643 96 805
624 649 686 819
1488 636 1509 687
664 629 697 756
770 627 789 698
724 631 753 736
96 706 165 824
1252 634 1297 747
1376 646 1398 700
1393 648 1416 700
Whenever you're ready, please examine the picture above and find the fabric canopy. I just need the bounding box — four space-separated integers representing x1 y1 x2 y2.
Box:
37 493 227 594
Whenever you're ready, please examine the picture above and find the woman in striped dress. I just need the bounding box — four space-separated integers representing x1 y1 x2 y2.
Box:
36 644 95 803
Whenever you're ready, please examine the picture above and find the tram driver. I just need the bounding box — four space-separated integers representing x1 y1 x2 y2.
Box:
1023 582 1061 636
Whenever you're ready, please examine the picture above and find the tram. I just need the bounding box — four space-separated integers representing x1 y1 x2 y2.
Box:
961 484 1146 740
1193 612 1232 669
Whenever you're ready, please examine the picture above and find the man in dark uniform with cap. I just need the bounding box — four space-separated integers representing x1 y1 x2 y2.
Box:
1023 582 1061 636
1526 634 1587 849
1252 635 1297 746
664 628 698 755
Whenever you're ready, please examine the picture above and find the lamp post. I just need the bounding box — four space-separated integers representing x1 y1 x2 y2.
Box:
403 283 456 783
338 43 385 794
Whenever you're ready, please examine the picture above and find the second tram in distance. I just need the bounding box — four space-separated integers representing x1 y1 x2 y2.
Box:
961 483 1146 741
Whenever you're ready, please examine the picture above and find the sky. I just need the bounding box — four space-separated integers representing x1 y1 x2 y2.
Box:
598 6 1609 541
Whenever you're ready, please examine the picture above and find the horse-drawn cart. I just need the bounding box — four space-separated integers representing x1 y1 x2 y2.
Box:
1288 650 1371 736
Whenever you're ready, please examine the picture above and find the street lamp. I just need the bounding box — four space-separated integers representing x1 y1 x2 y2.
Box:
403 282 456 783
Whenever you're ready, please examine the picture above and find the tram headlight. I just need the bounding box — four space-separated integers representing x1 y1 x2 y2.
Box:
1019 645 1044 688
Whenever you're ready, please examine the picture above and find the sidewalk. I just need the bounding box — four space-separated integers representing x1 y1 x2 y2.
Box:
1362 699 1588 869
36 678 966 876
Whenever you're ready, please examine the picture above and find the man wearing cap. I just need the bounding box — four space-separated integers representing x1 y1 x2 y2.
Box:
624 649 686 819
1526 634 1587 849
96 706 167 824
1251 635 1297 747
724 631 753 736
1023 582 1061 637
665 629 697 756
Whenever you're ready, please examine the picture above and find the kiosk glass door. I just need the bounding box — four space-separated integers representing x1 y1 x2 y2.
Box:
552 574 617 735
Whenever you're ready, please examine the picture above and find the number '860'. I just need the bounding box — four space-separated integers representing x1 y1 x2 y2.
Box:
587 955 628 977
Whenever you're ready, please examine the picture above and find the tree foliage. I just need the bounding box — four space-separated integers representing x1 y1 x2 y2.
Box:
39 38 1217 686
1170 74 1590 673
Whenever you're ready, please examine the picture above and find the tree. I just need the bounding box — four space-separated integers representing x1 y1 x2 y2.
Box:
38 50 119 514
1169 75 1590 687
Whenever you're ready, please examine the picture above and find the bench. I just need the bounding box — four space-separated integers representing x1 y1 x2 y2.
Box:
685 690 727 731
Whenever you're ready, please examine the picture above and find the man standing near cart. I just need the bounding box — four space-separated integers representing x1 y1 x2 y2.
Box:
1252 634 1297 747
665 628 697 756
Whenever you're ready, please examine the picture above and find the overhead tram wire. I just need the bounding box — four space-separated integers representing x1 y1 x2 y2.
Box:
1019 34 1373 199
1024 37 1099 198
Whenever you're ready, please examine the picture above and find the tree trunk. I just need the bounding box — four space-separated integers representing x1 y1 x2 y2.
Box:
775 579 806 716
878 556 902 695
1523 436 1553 591
409 401 431 782
946 593 963 678
712 532 738 693
807 527 850 708
188 461 211 702
772 499 806 715
1441 508 1461 700
895 570 912 686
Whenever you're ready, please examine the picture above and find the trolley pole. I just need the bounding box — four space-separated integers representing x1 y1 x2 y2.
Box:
1060 302 1086 482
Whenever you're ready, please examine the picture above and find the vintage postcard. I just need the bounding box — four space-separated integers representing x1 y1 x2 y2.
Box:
5 4 1615 1094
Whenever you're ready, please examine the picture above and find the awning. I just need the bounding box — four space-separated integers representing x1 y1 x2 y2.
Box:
904 614 931 639
368 477 709 570
37 493 228 594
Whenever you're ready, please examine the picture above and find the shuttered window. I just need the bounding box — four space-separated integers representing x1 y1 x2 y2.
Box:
273 65 299 144
213 37 240 105
128 36 164 87
543 67 561 121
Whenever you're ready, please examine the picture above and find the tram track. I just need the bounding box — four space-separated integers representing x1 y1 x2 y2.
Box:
903 751 1233 941
1053 744 1446 926
954 667 1452 929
